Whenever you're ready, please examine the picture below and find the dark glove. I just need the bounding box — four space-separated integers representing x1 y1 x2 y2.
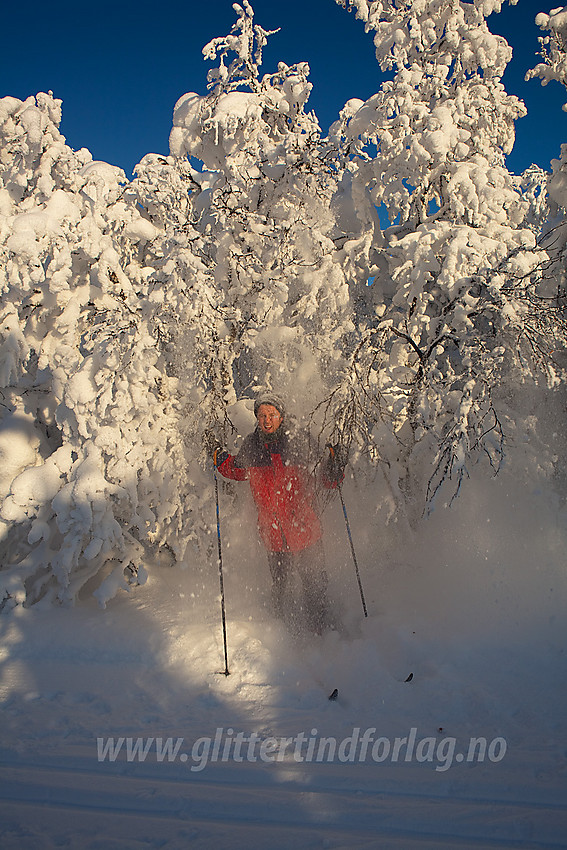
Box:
326 443 347 483
214 448 230 467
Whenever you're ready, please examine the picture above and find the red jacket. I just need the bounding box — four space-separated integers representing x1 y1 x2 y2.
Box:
218 428 325 554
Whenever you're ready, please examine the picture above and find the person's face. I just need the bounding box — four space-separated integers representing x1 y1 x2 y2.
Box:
257 404 283 435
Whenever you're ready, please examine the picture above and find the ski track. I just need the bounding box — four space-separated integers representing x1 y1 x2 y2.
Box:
1 757 566 850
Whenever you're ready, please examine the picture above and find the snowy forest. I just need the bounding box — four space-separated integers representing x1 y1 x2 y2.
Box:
1 0 567 610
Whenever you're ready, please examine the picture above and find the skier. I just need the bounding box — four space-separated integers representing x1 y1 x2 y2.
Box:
206 395 345 634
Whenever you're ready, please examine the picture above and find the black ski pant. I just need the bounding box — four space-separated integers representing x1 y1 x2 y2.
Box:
267 539 329 631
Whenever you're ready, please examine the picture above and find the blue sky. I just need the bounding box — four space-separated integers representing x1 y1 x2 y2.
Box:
2 0 565 177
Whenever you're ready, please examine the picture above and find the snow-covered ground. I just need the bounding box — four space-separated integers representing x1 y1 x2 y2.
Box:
1 465 566 849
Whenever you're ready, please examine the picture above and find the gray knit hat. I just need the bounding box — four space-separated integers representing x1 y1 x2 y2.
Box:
254 394 286 418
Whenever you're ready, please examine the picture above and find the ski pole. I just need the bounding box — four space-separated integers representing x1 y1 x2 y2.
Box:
213 460 230 675
337 482 368 618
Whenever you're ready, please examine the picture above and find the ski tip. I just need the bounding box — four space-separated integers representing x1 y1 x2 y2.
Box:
328 688 339 701
404 672 414 682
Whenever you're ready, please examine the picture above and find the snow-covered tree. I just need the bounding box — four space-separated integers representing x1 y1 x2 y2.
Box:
326 0 567 514
163 0 355 433
527 5 567 98
527 7 567 263
0 93 193 608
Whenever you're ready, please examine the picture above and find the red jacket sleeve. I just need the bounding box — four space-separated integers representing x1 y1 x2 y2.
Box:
217 453 248 482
